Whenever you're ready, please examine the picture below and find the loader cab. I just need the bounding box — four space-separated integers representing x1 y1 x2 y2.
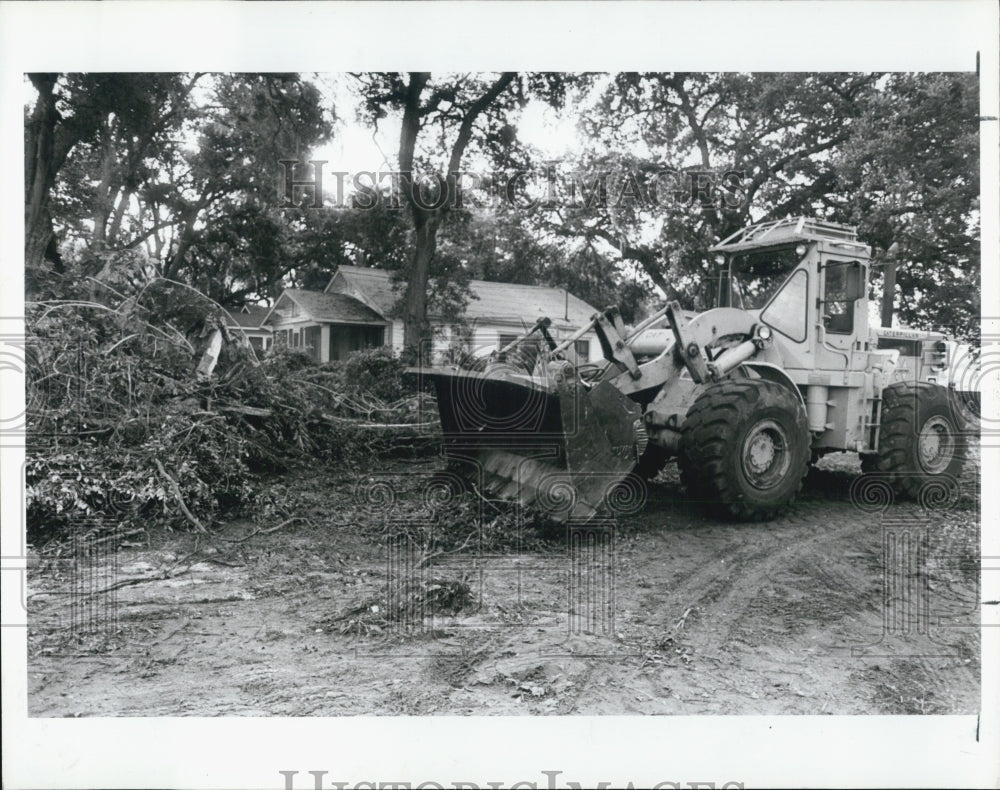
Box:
715 245 867 337
709 245 801 312
712 243 813 347
710 222 871 374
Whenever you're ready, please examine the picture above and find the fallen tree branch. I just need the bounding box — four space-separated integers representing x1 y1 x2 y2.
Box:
418 531 477 567
52 540 208 597
217 516 304 543
672 606 693 633
153 458 209 533
289 377 347 404
28 565 193 599
469 484 507 515
318 413 440 429
216 404 273 417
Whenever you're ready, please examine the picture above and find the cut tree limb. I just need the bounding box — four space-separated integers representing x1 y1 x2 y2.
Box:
216 405 272 417
196 327 223 379
153 458 209 533
218 516 304 543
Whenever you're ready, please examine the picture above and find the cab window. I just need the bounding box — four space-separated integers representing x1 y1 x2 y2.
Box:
822 260 862 334
761 269 808 342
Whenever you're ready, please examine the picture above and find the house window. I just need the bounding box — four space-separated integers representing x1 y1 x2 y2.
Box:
249 336 263 351
574 339 590 362
363 325 384 349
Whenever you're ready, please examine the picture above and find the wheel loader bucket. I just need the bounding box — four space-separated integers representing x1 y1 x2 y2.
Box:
421 363 645 522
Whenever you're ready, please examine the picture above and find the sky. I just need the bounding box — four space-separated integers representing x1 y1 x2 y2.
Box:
303 73 669 267
309 73 596 178
21 71 595 179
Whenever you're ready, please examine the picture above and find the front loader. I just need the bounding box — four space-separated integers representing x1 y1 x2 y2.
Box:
418 217 972 521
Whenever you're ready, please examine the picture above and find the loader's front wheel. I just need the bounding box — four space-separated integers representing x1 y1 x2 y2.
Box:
680 379 810 521
861 381 966 498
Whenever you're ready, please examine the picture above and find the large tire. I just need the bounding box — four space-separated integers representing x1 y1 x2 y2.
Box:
679 379 810 521
678 442 708 501
862 381 966 498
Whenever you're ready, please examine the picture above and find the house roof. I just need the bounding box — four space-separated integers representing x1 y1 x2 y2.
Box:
266 289 387 325
327 265 599 327
223 304 272 329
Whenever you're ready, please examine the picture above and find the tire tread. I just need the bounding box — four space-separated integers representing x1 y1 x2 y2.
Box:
679 379 810 521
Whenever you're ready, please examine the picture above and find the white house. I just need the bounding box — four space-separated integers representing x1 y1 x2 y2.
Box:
264 265 601 364
222 304 273 352
261 288 388 362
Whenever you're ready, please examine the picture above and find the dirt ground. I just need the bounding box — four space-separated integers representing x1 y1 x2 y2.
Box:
27 452 981 716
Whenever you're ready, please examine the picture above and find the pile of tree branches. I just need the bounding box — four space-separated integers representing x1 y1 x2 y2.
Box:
25 288 438 545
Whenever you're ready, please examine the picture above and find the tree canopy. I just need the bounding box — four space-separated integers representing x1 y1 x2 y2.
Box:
25 70 981 343
26 72 333 307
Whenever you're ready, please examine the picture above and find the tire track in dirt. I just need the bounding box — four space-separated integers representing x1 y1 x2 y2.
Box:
658 511 874 646
623 480 875 638
610 491 887 711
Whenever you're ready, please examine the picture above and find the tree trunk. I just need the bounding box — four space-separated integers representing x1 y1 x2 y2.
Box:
25 73 90 279
880 261 897 328
403 213 440 353
108 185 132 242
24 74 61 274
396 71 516 353
165 206 201 279
398 72 430 351
91 128 119 254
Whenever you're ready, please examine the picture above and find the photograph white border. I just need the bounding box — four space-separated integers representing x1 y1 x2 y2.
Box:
2 2 998 788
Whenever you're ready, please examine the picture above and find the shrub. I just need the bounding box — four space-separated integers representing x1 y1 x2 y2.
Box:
333 346 411 403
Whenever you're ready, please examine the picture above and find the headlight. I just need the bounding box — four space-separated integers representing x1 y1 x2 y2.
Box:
758 325 772 341
795 243 807 256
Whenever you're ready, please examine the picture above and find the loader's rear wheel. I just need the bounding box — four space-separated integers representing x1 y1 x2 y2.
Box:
680 379 810 521
861 381 966 498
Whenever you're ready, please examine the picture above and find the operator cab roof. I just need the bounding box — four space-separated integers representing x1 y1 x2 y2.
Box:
710 217 869 256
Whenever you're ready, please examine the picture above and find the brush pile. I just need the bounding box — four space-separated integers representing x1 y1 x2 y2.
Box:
25 290 438 544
